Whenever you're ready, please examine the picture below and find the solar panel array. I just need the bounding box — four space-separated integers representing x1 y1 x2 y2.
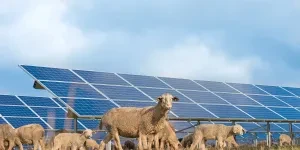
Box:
19 65 300 134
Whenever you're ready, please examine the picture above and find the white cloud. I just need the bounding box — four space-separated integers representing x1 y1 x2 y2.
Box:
0 0 102 67
143 36 265 83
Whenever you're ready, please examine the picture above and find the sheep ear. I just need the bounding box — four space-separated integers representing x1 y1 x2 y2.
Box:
156 96 163 102
172 96 179 101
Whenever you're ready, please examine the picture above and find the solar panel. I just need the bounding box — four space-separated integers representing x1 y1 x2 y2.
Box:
0 95 23 105
41 81 106 99
257 123 285 132
0 117 6 124
94 85 151 101
42 118 85 130
159 77 207 91
138 87 191 103
31 107 67 118
5 117 49 129
275 123 300 132
201 104 251 119
171 103 215 118
179 90 228 104
60 98 117 116
21 65 84 82
19 96 59 107
216 93 260 106
256 85 293 96
269 107 300 120
227 83 267 95
52 98 66 107
118 73 170 88
282 86 300 97
237 122 264 132
237 106 283 119
195 80 238 93
73 70 129 86
0 106 37 117
247 95 289 107
169 121 195 132
78 119 100 129
275 96 300 107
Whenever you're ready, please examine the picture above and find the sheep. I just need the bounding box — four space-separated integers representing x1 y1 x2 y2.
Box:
15 124 46 150
216 135 239 149
147 121 181 150
189 124 245 150
181 133 193 148
45 129 71 149
98 93 179 150
279 134 292 146
0 124 23 150
80 139 100 150
52 129 93 150
123 140 135 150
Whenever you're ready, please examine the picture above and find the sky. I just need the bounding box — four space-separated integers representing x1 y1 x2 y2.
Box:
0 0 300 97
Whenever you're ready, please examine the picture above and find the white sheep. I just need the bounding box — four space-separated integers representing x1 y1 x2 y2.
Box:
189 124 245 150
279 134 292 146
15 124 45 150
0 124 23 150
80 138 100 150
98 93 179 150
52 129 93 150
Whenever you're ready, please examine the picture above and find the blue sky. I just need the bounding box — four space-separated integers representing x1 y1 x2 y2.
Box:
0 0 300 97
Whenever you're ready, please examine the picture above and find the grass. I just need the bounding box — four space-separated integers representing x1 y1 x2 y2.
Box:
205 145 299 150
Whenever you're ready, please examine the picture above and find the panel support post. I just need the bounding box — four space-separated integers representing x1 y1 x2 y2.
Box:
106 140 111 150
74 117 78 133
289 122 293 145
267 122 271 147
254 133 258 147
232 121 236 125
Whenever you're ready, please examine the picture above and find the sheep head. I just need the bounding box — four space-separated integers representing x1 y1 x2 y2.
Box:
156 93 179 110
232 124 244 135
82 129 93 139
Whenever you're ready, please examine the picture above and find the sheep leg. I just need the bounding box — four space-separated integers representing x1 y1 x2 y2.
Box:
6 139 15 150
216 137 224 150
33 140 40 150
189 134 202 150
0 139 5 150
38 139 46 150
147 135 154 150
15 138 24 150
99 133 113 150
112 131 123 150
154 135 159 150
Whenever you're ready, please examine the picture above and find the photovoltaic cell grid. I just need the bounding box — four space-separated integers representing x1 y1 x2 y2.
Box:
20 65 300 124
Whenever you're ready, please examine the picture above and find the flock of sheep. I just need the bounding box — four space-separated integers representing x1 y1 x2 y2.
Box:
0 93 295 150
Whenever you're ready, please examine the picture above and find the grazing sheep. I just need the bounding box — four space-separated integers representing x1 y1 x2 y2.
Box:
99 93 179 150
279 134 292 146
52 129 93 150
123 140 135 150
15 124 46 150
147 121 181 150
80 139 100 150
0 124 23 150
189 124 245 150
181 133 193 148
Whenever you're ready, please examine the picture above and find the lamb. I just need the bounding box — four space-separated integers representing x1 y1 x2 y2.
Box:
98 93 179 150
147 121 181 150
0 124 23 150
279 134 292 146
181 133 193 148
45 129 71 149
80 139 100 150
189 124 245 150
52 129 93 150
15 124 46 150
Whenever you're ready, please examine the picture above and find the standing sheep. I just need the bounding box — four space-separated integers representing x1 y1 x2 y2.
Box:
52 129 94 150
279 134 292 146
189 124 245 150
98 93 179 150
0 124 23 150
15 124 46 150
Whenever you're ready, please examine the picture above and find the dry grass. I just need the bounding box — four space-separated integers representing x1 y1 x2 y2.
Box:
204 145 300 150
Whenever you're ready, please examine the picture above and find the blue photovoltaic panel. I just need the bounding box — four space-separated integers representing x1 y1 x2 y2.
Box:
159 77 206 91
275 123 300 132
73 70 129 86
282 87 300 97
276 96 300 107
31 107 67 118
227 83 267 95
21 65 83 82
43 118 85 130
195 80 238 93
237 123 264 132
170 121 195 132
0 106 37 117
19 96 59 107
255 85 293 96
258 123 285 132
60 98 117 116
202 104 251 119
216 93 260 106
118 73 170 88
179 90 228 104
0 95 23 105
138 87 191 103
172 103 215 118
41 81 106 99
247 95 289 107
237 106 283 119
0 117 6 124
94 85 151 101
52 98 66 107
5 117 49 129
269 107 300 120
78 119 100 129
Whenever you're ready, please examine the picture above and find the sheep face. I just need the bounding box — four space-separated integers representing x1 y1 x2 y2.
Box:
156 93 179 110
83 129 93 138
232 124 244 135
